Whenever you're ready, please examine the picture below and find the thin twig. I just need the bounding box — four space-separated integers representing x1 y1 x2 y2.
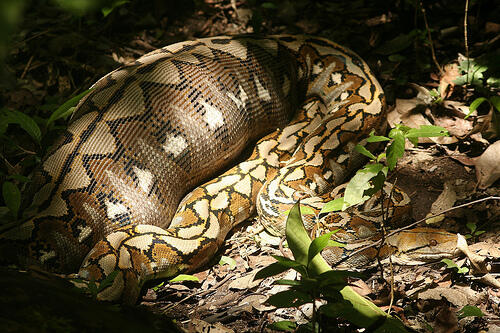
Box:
464 0 470 83
337 196 500 265
420 1 443 75
464 0 470 58
20 55 34 80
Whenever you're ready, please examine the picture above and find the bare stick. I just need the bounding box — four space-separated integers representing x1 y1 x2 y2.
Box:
464 0 470 83
420 1 443 75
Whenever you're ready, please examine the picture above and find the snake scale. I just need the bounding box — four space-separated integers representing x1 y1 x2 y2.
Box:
0 35 459 303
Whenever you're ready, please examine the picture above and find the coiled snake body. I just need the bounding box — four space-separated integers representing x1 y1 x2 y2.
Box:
0 35 458 303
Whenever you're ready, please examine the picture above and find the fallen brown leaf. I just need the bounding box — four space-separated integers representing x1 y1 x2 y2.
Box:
473 140 500 189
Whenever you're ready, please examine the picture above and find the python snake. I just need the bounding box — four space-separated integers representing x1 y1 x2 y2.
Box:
0 35 459 303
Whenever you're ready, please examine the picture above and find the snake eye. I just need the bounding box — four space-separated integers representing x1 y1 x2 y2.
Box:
429 239 438 247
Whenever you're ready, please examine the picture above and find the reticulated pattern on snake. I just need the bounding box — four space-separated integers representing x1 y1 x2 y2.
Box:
0 35 459 303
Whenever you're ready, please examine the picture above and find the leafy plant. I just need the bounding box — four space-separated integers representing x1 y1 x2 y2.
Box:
320 124 448 214
256 203 408 332
463 222 486 241
219 255 236 270
261 124 450 331
0 90 90 223
440 258 469 274
457 305 484 319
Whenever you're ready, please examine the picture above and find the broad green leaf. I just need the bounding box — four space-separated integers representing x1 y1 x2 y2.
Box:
169 274 199 283
489 96 500 112
440 259 469 274
319 197 344 214
2 109 42 143
354 144 376 160
47 89 92 125
318 270 364 286
254 262 291 280
307 231 336 265
272 255 307 276
274 279 303 286
102 0 130 17
2 181 21 217
7 174 31 183
366 135 390 143
282 204 315 216
466 97 488 118
388 54 406 62
320 301 356 318
268 321 296 332
466 222 477 234
285 202 311 267
386 132 405 170
283 208 407 331
151 282 164 291
343 164 384 208
97 270 119 292
267 290 312 308
405 125 448 138
457 305 484 319
219 255 236 269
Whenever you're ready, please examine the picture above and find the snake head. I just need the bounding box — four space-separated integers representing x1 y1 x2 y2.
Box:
386 227 460 264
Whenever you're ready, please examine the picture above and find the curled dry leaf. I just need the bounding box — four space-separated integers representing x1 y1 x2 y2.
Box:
473 140 500 189
425 181 457 224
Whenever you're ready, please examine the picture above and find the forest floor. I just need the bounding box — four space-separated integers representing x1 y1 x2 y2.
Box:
1 0 500 332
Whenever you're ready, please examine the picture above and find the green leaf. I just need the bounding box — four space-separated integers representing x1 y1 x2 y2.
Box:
282 204 316 216
440 259 469 274
97 270 119 292
466 222 477 234
388 54 406 62
285 202 311 267
272 255 308 276
169 274 199 283
320 301 356 318
7 174 31 183
466 97 488 118
405 125 448 138
307 231 337 265
219 255 236 269
318 270 364 286
320 197 344 214
47 89 92 125
267 290 312 308
386 132 405 170
255 262 291 280
490 96 500 112
343 164 384 208
1 109 42 143
354 144 376 160
274 279 303 286
457 305 484 319
2 181 21 218
101 0 130 17
268 320 296 332
366 135 390 143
